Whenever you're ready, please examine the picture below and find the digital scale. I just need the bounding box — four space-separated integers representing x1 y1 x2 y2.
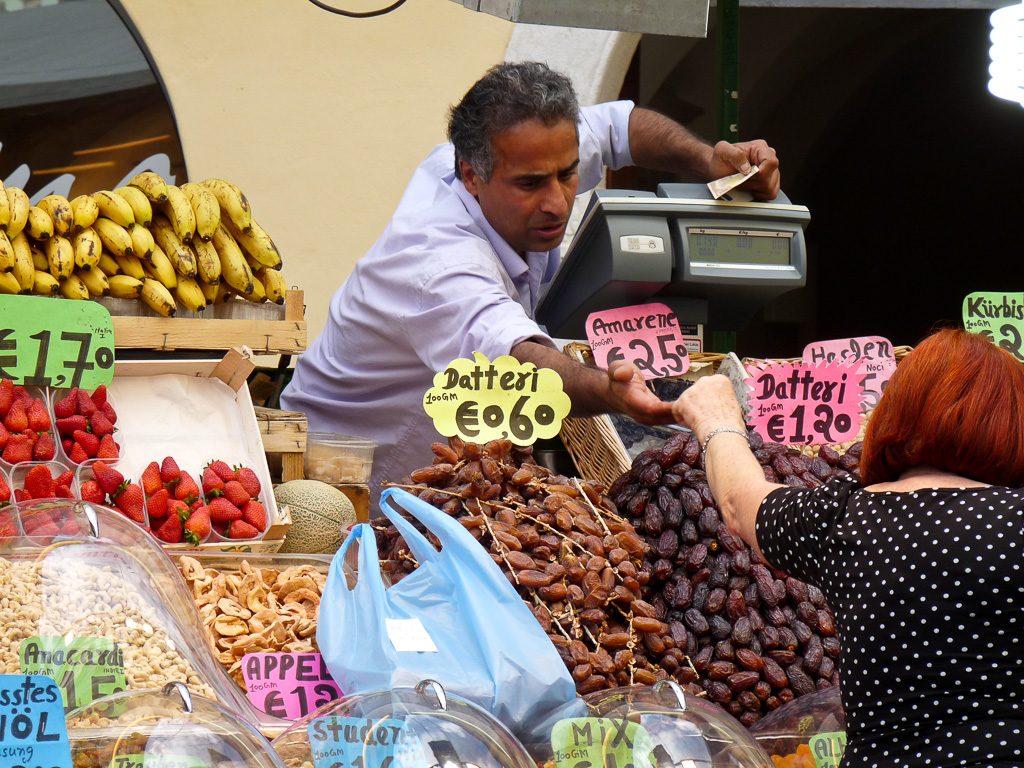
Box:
535 183 811 341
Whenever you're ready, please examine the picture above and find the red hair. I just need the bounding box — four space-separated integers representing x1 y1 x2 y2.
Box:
860 328 1024 486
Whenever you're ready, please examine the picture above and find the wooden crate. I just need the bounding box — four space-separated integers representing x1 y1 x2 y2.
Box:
111 288 307 354
255 406 307 482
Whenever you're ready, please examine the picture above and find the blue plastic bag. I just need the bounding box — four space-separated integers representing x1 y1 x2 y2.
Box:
318 486 578 736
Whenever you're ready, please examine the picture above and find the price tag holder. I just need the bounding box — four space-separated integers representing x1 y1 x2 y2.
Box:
0 295 115 389
550 717 656 768
307 716 404 768
746 361 864 445
423 352 570 445
962 291 1024 362
808 731 847 768
19 636 126 712
240 652 342 721
108 755 208 768
586 302 690 380
0 674 72 768
802 335 896 411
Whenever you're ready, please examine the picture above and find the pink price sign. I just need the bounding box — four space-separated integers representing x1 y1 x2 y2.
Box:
586 302 690 380
802 336 896 411
746 361 865 446
241 652 342 721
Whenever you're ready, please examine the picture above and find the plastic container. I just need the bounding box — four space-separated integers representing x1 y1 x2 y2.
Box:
67 682 287 768
0 383 58 469
50 383 124 467
303 432 376 485
271 680 537 768
10 460 79 502
750 686 846 768
76 460 149 531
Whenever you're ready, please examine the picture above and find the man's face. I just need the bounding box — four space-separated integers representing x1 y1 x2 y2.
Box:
460 118 580 256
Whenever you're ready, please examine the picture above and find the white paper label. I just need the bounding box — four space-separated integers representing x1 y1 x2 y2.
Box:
385 618 438 653
619 235 665 254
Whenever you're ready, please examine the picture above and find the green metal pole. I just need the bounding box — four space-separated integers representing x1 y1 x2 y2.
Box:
713 0 740 353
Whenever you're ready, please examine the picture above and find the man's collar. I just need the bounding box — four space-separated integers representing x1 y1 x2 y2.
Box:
452 178 537 279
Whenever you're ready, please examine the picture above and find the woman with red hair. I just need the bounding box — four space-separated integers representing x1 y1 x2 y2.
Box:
672 328 1024 767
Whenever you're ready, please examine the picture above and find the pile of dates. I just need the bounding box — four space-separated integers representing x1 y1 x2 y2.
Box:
608 429 859 726
378 437 700 695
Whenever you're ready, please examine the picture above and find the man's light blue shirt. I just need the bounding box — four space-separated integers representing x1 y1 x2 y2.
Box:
282 101 635 499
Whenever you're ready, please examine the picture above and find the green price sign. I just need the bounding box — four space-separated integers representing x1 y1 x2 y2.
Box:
109 754 209 768
962 291 1024 362
0 294 115 388
19 636 127 711
550 717 656 768
808 731 847 768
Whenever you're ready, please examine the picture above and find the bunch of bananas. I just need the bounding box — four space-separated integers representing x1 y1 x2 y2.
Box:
0 172 288 317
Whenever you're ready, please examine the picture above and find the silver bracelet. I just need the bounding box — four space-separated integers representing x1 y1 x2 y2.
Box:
700 426 748 463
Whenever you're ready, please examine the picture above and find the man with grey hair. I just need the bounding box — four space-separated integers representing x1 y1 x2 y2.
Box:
283 61 781 499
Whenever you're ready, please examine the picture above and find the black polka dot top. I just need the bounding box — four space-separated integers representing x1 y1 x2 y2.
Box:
756 476 1024 767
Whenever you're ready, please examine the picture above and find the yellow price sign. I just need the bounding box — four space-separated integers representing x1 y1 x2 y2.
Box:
423 352 570 445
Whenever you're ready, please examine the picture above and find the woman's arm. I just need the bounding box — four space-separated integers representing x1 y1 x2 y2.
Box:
671 375 784 559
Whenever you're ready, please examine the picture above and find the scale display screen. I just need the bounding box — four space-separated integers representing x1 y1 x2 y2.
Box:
687 227 792 267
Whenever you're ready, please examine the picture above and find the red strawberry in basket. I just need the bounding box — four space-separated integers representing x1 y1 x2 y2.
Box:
146 488 170 520
73 430 99 458
241 499 267 532
0 473 10 505
0 423 8 450
160 456 181 485
0 510 17 538
68 443 88 464
89 411 114 438
80 479 105 504
201 465 225 496
55 469 74 487
92 460 125 496
226 519 260 540
23 464 54 499
53 388 78 419
4 399 28 432
56 415 88 437
184 506 211 545
32 432 55 461
222 480 251 508
114 482 146 524
208 459 235 482
26 399 50 432
208 497 242 523
99 400 117 425
3 434 33 464
75 389 97 418
174 472 200 504
96 434 118 460
90 384 108 408
141 462 162 495
0 379 14 416
236 467 262 498
153 509 184 544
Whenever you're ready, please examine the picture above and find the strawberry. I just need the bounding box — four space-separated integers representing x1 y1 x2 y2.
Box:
32 432 56 461
0 379 13 416
208 460 235 482
0 511 17 538
12 386 29 404
60 518 80 535
26 519 60 540
160 456 181 485
79 479 105 504
90 384 108 408
73 430 100 458
56 415 88 436
226 519 260 540
91 460 125 496
54 484 73 499
14 489 30 503
68 443 89 464
141 461 163 495
23 511 56 533
184 507 211 545
236 468 262 498
76 389 97 418
55 469 74 487
100 400 117 425
208 497 243 523
146 488 170 519
23 464 55 499
53 388 78 419
26 399 50 432
153 513 183 543
96 434 119 460
222 480 251 508
201 466 225 496
175 472 200 504
0 473 10 504
2 435 33 464
0 423 8 450
89 411 115 438
241 499 267 532
115 483 146 524
4 399 28 433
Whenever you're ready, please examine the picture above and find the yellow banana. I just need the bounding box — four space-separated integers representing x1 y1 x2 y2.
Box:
128 224 155 260
93 217 134 258
159 185 197 244
0 180 9 232
140 277 176 317
0 231 14 272
72 227 102 271
128 171 169 204
175 275 207 312
30 245 49 272
59 273 90 300
97 253 121 277
45 236 73 279
215 283 233 304
92 190 135 228
256 266 287 305
38 195 74 236
10 233 34 291
33 270 60 296
25 206 54 241
201 178 251 232
114 253 146 280
5 186 30 238
142 243 177 289
226 217 281 269
199 279 220 304
108 274 143 300
150 214 196 277
76 266 109 297
211 224 254 294
191 236 221 285
0 271 22 295
69 194 100 232
180 182 220 241
114 185 153 227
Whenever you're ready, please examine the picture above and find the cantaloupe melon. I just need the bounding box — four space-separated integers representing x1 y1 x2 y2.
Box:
274 479 356 554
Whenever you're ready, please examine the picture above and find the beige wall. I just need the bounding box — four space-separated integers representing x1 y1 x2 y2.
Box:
117 0 513 344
